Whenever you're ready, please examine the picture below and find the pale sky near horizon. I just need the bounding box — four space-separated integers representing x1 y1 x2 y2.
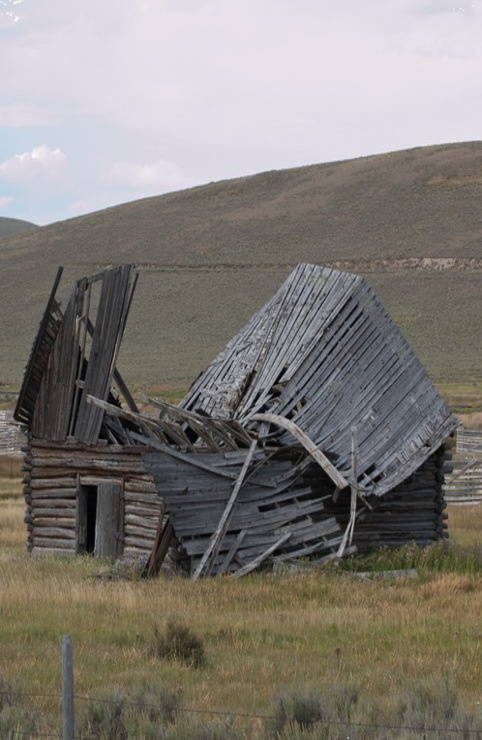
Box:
1 0 481 226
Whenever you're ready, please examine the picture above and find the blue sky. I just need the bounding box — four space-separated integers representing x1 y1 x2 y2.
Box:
1 0 481 225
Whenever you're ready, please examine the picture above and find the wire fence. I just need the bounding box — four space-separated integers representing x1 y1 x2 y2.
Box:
1 682 481 738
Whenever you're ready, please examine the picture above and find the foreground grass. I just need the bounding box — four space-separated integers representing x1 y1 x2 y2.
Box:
0 477 481 736
1 551 481 735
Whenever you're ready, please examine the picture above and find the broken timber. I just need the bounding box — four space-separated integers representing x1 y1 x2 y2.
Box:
15 262 457 577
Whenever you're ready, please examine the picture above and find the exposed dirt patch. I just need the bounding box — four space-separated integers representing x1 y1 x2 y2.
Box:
326 258 482 273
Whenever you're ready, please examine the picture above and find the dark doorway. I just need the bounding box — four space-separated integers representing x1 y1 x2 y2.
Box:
85 485 97 553
77 480 123 558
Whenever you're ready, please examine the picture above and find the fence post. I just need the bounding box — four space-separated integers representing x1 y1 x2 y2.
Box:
62 635 75 740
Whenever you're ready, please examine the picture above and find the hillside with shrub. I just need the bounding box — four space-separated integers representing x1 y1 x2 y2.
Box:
1 142 481 399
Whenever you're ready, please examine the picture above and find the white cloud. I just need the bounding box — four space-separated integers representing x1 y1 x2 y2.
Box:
101 159 186 192
0 195 14 207
0 145 67 182
1 0 482 223
0 0 24 26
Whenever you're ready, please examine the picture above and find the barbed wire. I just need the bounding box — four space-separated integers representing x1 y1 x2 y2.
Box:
1 687 481 736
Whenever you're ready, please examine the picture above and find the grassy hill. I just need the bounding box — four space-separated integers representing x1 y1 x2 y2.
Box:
0 216 37 238
1 142 481 402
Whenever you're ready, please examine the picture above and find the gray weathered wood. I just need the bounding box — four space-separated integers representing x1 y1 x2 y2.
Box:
251 412 349 490
192 439 258 580
234 532 291 577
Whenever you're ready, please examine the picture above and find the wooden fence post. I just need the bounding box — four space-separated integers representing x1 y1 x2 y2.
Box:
62 635 75 740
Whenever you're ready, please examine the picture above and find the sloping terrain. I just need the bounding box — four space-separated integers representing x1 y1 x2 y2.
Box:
1 142 481 390
0 217 37 239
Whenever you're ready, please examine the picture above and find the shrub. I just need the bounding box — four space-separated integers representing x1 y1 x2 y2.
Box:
339 541 482 576
268 691 333 738
149 620 206 668
267 681 482 739
0 675 17 712
396 676 482 738
77 689 128 740
165 715 246 740
77 683 181 739
0 675 47 739
397 675 457 723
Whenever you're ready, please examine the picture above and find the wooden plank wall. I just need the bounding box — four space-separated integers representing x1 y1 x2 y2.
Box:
28 264 138 443
14 267 64 427
0 411 26 457
22 440 163 559
444 429 482 504
74 265 139 444
144 444 449 576
144 446 344 576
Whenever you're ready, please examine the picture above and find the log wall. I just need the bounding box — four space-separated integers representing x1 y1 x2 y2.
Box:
324 445 449 549
22 439 163 559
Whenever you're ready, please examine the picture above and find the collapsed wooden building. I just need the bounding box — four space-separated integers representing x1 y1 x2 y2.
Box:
15 262 457 577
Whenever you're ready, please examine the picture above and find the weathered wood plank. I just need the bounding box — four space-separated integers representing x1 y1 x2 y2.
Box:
233 532 292 577
30 489 77 499
32 527 76 539
193 439 257 580
30 477 77 489
252 413 349 490
34 517 75 528
31 505 77 515
31 546 75 556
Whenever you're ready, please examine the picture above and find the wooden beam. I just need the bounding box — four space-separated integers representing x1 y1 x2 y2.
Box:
251 412 349 490
192 438 258 580
217 530 247 575
233 532 291 577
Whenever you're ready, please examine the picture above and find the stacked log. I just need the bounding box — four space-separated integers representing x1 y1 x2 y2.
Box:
323 445 448 550
25 475 78 555
123 476 164 558
22 439 162 558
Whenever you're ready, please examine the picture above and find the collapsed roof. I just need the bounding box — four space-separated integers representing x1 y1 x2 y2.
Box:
179 263 455 497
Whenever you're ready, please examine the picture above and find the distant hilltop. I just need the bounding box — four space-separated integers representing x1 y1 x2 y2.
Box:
1 142 481 390
0 216 37 238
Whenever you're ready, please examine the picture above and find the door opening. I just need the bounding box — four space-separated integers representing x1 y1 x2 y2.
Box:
77 480 123 558
84 485 97 553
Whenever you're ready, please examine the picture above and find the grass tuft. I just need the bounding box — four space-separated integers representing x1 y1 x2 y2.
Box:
395 676 482 739
148 620 206 668
77 683 180 739
268 684 359 738
338 540 482 575
0 675 18 712
0 674 48 738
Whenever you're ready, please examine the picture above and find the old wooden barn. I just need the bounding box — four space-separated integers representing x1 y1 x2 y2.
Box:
15 262 457 576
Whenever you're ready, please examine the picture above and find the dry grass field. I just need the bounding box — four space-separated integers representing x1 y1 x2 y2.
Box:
0 457 480 737
1 141 481 735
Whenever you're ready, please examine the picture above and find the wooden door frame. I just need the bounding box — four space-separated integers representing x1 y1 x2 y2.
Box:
77 476 124 558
